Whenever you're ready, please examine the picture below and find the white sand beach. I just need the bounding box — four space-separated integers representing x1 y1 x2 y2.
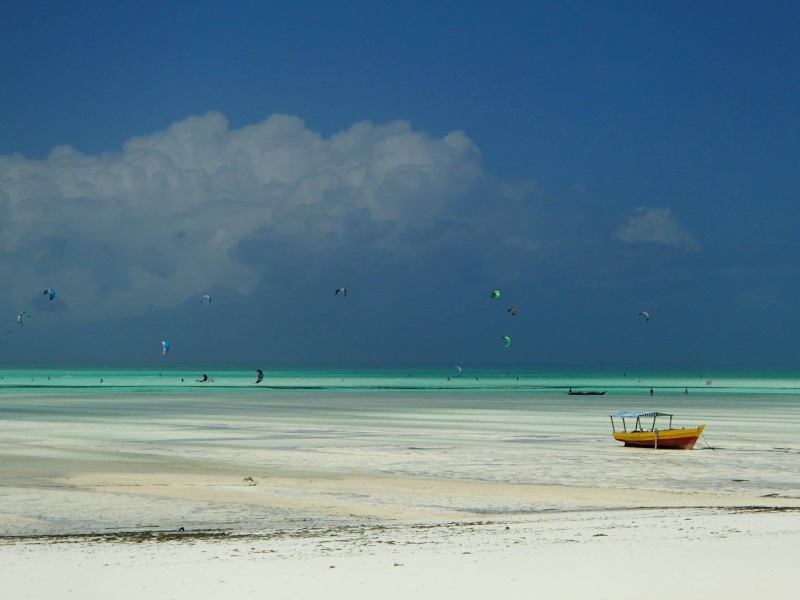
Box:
2 506 799 599
2 378 800 598
2 475 799 599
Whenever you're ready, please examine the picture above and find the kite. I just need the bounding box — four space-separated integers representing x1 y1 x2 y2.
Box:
639 311 650 322
43 289 56 300
200 294 212 303
490 290 501 299
161 341 170 355
255 368 264 384
454 365 463 378
335 288 347 297
17 312 29 327
508 307 516 316
502 336 511 348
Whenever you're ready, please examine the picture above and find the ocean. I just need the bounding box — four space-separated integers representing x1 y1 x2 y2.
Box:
2 365 800 535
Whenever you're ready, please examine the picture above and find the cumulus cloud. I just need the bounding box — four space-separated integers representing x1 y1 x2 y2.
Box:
613 207 700 252
0 112 526 321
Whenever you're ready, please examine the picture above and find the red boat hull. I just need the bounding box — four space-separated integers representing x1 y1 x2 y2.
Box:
621 436 701 450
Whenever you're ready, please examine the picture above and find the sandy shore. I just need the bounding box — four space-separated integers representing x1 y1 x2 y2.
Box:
2 471 800 598
3 505 799 598
2 385 800 598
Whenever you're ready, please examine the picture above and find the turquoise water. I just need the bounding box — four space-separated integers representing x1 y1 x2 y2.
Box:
3 365 800 393
2 364 800 536
3 365 800 473
3 366 800 462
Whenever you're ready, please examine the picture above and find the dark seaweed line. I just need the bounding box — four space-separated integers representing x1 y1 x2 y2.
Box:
3 505 798 545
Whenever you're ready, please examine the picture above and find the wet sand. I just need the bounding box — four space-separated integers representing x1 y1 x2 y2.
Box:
2 386 800 597
2 486 799 599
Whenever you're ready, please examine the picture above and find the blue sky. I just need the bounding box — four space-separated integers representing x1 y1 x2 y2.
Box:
1 1 799 368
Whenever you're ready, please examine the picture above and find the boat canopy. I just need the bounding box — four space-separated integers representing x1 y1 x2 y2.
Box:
610 411 672 419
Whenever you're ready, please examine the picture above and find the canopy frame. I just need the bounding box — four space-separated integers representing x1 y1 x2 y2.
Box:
609 411 674 433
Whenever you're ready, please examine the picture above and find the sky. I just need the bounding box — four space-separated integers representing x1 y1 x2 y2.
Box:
1 1 799 368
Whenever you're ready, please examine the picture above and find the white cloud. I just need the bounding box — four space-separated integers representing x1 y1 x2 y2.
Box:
613 207 700 252
0 112 491 320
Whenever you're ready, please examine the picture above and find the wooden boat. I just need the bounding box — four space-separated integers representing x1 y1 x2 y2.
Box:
609 411 705 449
568 389 606 395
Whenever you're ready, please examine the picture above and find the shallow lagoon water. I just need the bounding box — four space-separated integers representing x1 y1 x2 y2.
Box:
2 365 800 535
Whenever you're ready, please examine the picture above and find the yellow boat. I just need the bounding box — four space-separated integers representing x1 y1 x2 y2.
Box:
609 411 705 449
